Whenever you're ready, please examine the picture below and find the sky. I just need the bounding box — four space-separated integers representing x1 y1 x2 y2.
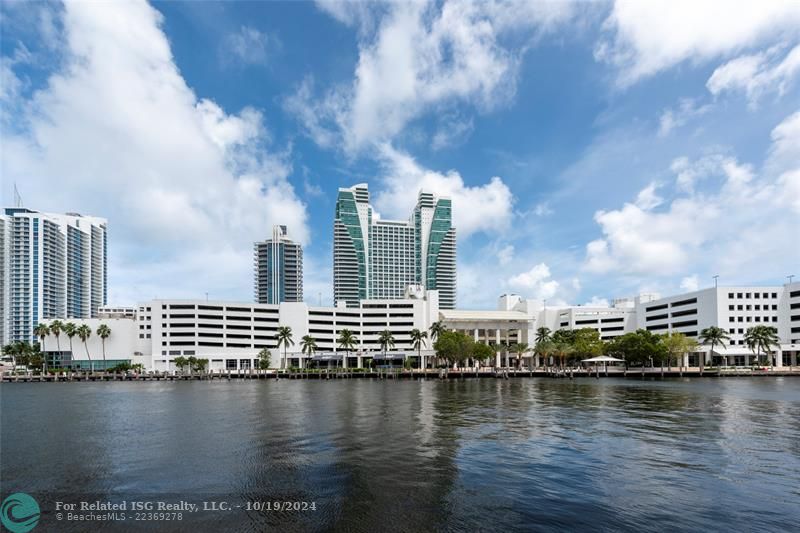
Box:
1 0 798 309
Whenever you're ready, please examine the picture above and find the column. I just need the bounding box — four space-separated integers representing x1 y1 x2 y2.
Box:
474 329 479 342
495 329 501 367
775 350 783 368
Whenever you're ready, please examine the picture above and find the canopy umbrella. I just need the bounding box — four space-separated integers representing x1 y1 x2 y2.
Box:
581 355 624 378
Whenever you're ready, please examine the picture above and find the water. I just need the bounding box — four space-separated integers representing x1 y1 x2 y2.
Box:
2 378 799 532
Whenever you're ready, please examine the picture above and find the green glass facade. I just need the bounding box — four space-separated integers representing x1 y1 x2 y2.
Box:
334 185 456 308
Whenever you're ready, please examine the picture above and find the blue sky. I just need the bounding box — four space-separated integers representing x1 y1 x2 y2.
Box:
1 1 798 309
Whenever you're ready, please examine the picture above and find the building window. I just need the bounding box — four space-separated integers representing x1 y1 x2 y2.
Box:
728 292 734 298
226 359 237 370
737 305 743 310
728 305 734 311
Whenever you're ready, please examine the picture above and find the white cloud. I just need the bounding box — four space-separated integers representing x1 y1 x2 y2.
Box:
584 296 609 307
508 263 559 299
431 112 474 150
634 181 662 210
221 25 280 67
658 98 712 136
584 113 800 282
707 44 800 106
1 1 308 303
373 144 513 238
296 0 578 152
768 110 800 213
680 274 699 292
533 201 553 217
498 244 514 266
596 0 800 86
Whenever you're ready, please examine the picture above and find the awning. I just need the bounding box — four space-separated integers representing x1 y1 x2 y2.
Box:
581 356 625 363
372 352 407 360
311 353 343 361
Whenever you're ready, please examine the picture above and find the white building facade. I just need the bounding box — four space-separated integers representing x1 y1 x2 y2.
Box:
1 208 107 345
37 284 800 371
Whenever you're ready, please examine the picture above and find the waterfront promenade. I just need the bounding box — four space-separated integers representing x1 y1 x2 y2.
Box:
3 366 799 383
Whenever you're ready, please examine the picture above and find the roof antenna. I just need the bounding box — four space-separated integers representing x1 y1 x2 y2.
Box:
13 183 23 207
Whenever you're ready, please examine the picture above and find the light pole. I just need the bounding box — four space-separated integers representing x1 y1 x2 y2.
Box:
789 275 795 285
713 275 719 288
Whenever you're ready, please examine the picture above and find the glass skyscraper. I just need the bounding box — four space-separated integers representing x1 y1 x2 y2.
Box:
254 225 303 304
0 208 108 344
333 184 456 308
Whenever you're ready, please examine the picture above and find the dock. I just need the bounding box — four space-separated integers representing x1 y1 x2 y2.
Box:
2 366 799 383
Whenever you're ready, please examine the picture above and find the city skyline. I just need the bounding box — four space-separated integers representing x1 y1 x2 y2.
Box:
1 1 798 310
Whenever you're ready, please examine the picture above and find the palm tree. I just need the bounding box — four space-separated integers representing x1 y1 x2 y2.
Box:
96 324 111 364
337 328 357 367
510 342 530 369
699 326 730 373
275 326 294 370
76 324 92 372
553 341 572 369
744 325 780 368
410 328 428 370
49 320 64 354
32 323 50 371
378 329 395 362
534 339 551 368
429 321 446 343
300 335 317 367
64 322 77 358
535 326 551 345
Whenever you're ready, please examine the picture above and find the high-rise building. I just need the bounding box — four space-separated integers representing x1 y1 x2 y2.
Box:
254 225 303 304
0 208 108 344
333 184 456 308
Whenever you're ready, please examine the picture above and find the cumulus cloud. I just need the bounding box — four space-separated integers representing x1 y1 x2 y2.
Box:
707 44 800 106
584 111 800 282
508 263 560 300
1 1 308 303
596 0 800 86
292 0 578 153
634 181 662 210
373 144 513 237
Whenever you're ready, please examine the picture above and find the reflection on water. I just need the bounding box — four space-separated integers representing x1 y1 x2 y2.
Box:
2 378 799 532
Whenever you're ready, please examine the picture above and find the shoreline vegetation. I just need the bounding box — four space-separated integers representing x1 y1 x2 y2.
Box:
2 321 793 382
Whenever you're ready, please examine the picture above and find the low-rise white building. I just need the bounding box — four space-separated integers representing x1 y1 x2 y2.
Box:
38 284 800 371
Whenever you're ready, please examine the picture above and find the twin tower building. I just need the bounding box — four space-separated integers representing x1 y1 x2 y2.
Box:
255 183 456 309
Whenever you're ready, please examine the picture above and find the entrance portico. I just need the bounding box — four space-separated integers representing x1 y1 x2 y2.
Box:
438 309 534 368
